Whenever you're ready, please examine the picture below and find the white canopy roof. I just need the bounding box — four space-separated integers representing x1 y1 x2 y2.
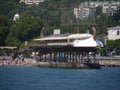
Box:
34 33 92 41
107 26 120 30
68 34 92 39
73 37 103 47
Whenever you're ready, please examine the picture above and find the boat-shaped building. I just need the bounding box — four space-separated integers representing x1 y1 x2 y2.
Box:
34 33 103 47
31 29 103 69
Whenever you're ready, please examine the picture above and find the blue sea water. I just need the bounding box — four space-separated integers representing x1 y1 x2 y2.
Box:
0 66 120 90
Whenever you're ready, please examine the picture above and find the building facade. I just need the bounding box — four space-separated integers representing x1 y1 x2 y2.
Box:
74 1 120 18
20 0 44 5
107 26 120 40
102 2 118 16
74 6 90 19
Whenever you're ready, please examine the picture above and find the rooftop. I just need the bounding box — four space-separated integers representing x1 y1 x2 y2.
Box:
34 33 92 41
107 26 120 30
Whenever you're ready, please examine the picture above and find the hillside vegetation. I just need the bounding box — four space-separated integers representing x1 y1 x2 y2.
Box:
0 0 120 49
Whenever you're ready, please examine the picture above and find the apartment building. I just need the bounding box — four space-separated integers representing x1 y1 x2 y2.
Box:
74 6 90 19
74 5 96 21
79 1 120 16
20 0 44 5
102 2 118 16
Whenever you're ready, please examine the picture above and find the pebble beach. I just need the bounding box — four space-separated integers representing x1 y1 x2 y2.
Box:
0 56 33 66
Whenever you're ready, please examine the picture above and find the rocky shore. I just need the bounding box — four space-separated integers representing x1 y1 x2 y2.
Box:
1 56 120 67
0 58 33 67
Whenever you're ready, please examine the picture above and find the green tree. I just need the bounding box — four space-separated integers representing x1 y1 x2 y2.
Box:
0 0 19 16
113 6 120 25
106 39 120 54
6 14 43 46
0 15 10 46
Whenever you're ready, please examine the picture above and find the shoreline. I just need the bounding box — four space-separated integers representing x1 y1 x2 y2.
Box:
0 59 33 67
99 59 120 67
1 58 120 68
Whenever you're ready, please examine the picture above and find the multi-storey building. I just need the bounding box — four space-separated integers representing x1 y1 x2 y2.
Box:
77 1 120 17
81 1 120 8
20 0 44 5
74 6 90 20
74 5 96 21
102 2 118 16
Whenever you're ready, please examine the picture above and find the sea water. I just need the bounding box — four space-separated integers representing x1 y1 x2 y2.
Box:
0 66 120 90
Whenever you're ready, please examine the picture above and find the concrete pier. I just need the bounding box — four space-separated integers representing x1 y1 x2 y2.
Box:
34 62 101 69
99 60 120 67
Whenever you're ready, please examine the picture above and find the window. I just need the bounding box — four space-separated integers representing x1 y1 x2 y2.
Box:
117 31 119 35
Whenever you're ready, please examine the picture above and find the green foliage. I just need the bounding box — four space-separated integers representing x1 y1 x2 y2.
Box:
6 14 43 46
0 15 10 46
0 0 120 48
0 0 19 16
113 7 120 25
106 39 120 53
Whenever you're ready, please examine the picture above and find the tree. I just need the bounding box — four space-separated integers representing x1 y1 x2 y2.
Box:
6 14 43 46
113 6 120 25
0 0 120 48
106 39 120 54
0 0 19 16
0 15 10 46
